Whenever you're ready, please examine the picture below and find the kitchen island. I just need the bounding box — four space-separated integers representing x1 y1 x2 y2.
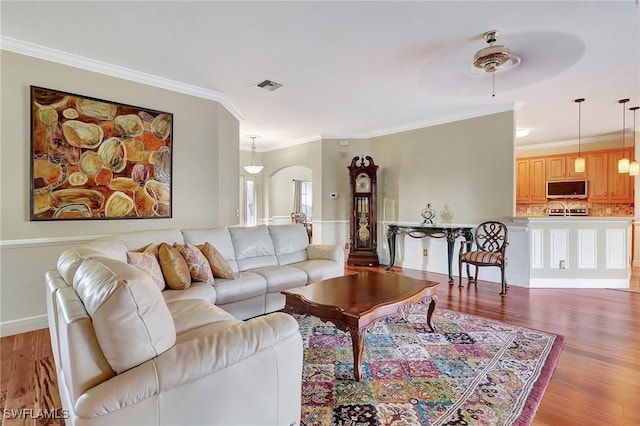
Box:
513 216 632 289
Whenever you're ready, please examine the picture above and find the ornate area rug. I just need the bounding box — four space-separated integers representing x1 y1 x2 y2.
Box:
296 305 564 426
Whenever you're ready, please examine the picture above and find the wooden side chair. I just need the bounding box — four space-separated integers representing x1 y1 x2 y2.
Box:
458 221 509 295
291 212 312 242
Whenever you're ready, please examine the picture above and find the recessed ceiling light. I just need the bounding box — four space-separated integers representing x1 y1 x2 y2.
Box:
516 128 531 138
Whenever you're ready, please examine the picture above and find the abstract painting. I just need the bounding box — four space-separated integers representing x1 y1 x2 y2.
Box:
30 86 172 220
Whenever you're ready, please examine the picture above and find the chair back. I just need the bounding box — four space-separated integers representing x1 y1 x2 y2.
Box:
291 212 307 225
475 221 508 253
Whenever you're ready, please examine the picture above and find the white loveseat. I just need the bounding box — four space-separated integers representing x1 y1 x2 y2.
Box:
45 224 344 426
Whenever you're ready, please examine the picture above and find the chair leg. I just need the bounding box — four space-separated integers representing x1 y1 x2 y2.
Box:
500 266 506 295
473 268 478 286
458 259 463 288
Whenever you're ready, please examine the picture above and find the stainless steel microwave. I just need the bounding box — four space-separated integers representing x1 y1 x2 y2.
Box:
546 180 588 199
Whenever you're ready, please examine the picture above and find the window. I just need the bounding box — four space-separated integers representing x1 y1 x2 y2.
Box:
241 176 256 226
301 180 312 221
294 180 312 221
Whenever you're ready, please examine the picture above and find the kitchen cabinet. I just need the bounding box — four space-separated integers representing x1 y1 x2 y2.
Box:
546 154 587 180
517 147 634 205
516 158 546 203
545 156 566 181
587 148 634 203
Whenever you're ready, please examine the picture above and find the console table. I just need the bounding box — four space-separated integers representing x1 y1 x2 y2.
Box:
385 224 474 283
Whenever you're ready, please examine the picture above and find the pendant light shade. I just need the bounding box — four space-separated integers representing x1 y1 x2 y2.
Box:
630 106 639 176
243 136 264 174
618 99 630 173
618 157 629 173
574 98 585 173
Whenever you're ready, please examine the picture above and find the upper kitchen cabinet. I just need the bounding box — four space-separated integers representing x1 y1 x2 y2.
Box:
587 148 634 203
516 158 546 203
546 154 587 180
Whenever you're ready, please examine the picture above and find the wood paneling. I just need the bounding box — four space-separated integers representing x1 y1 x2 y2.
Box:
1 266 639 426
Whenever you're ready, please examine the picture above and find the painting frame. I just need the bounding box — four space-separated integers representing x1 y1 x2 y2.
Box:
30 86 173 221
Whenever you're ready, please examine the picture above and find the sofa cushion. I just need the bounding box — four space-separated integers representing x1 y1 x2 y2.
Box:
158 243 191 290
291 259 343 283
181 227 239 272
213 271 267 305
166 299 238 335
175 243 214 283
251 265 308 293
73 256 176 374
162 281 217 305
57 247 106 285
107 228 185 251
197 242 235 279
229 225 278 271
268 224 309 265
307 244 344 263
127 244 166 290
82 239 129 263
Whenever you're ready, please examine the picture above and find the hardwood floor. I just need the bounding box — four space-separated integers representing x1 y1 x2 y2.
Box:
1 267 639 426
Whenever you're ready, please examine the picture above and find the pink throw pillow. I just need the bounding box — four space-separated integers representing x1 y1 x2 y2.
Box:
127 243 166 290
175 243 214 283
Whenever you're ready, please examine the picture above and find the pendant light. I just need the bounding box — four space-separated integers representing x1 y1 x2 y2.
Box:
243 136 264 174
574 98 586 173
618 99 630 173
629 106 639 176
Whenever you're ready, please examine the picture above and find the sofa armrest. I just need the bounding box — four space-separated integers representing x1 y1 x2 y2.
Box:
307 244 344 264
74 312 302 418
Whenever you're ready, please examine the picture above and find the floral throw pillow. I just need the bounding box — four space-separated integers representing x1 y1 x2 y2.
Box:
127 243 166 290
175 243 214 283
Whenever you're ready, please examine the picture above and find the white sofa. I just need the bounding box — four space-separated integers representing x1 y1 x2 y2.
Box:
45 224 344 426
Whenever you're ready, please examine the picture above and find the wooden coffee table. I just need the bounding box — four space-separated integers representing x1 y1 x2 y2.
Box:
282 271 439 381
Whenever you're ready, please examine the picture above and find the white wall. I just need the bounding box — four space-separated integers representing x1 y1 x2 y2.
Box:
270 166 312 220
0 51 239 333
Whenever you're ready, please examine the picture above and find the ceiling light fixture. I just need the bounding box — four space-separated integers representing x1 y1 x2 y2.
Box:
618 99 630 173
473 30 511 97
629 106 639 176
243 136 264 174
515 128 530 138
574 98 586 173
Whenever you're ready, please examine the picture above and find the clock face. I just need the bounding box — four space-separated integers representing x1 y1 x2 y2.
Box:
356 173 371 193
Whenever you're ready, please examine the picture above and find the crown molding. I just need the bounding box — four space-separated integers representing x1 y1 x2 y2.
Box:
0 36 245 122
516 130 634 152
319 133 370 140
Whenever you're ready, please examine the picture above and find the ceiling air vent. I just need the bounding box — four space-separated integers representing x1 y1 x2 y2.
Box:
255 79 283 91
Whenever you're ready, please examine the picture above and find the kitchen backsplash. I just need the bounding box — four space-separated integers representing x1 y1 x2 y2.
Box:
516 202 634 217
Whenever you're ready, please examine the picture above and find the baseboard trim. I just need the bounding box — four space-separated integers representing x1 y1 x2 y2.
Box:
1 315 48 337
529 277 629 289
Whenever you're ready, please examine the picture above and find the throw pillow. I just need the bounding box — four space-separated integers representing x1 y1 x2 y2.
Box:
127 243 166 290
175 243 214 283
197 242 236 279
158 243 191 290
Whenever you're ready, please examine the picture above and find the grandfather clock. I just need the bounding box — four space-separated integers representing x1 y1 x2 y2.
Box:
347 156 379 266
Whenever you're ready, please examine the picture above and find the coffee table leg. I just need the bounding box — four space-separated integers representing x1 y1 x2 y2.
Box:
425 296 438 333
348 327 366 381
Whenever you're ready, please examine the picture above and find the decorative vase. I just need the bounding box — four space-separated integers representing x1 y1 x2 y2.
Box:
440 204 454 223
421 204 436 224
